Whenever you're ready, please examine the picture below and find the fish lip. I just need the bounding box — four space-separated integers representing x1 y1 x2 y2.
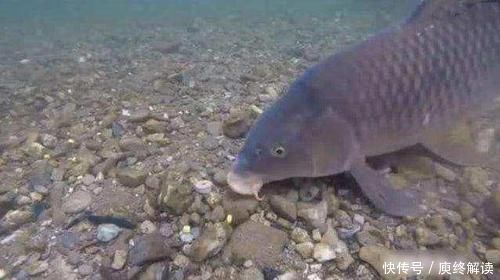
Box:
227 165 264 200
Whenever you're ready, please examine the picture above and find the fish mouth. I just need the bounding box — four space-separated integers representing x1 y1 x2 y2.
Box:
227 165 264 201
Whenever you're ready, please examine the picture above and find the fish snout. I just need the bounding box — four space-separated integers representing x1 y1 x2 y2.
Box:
227 160 264 200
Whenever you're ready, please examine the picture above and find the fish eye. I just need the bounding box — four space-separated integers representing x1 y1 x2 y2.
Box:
271 144 287 158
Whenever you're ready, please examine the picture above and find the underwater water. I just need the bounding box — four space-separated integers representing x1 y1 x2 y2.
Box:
0 0 499 279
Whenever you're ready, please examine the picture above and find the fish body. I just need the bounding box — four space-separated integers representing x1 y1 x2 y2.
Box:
228 0 500 216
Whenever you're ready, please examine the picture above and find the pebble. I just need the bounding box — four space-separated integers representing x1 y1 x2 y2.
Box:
312 229 322 242
241 267 265 280
159 223 175 238
16 195 32 206
29 192 43 202
78 264 93 276
295 242 314 258
81 174 95 185
193 179 214 194
313 243 336 262
213 169 227 186
41 134 58 148
140 220 157 234
297 200 328 229
222 111 251 139
173 254 190 268
0 269 5 279
226 220 288 267
207 121 223 136
62 190 92 214
485 250 500 265
26 261 49 276
116 167 147 187
190 223 228 262
275 272 299 280
291 227 311 243
111 250 128 270
269 195 297 221
97 224 122 242
433 163 457 181
129 232 174 266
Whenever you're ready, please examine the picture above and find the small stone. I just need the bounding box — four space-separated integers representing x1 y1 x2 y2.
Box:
62 191 92 214
145 133 169 145
353 214 365 225
297 200 328 229
275 272 299 280
173 254 190 268
27 261 48 276
291 227 311 243
193 179 214 194
356 226 385 247
81 174 95 185
269 195 297 221
415 227 440 246
206 191 223 207
241 267 264 280
111 250 127 270
213 169 227 186
97 224 122 242
313 243 336 262
159 183 193 215
335 240 354 271
202 136 219 150
41 134 58 148
485 250 500 265
298 183 320 202
144 119 167 133
312 229 322 242
159 223 175 238
30 192 43 202
295 242 314 258
225 220 288 267
16 195 32 206
222 192 258 225
433 163 457 181
140 220 157 234
243 260 253 268
0 268 6 279
464 167 490 194
207 121 223 136
209 205 225 222
78 264 93 276
128 109 150 122
116 167 146 187
129 233 174 265
190 222 228 262
222 111 251 139
492 238 500 250
476 128 495 153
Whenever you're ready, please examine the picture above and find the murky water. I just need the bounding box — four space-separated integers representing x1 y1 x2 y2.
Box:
0 1 499 279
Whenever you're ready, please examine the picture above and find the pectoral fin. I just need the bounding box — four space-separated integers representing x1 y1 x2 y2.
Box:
350 161 426 217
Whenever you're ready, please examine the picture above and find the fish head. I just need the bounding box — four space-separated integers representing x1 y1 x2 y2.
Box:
228 77 358 199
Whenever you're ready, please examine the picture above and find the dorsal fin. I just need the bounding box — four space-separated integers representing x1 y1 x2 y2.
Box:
406 0 499 24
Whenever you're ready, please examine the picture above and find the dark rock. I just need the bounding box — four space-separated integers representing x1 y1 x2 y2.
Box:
129 232 174 266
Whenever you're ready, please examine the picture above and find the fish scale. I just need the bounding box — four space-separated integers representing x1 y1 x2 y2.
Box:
319 3 500 155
